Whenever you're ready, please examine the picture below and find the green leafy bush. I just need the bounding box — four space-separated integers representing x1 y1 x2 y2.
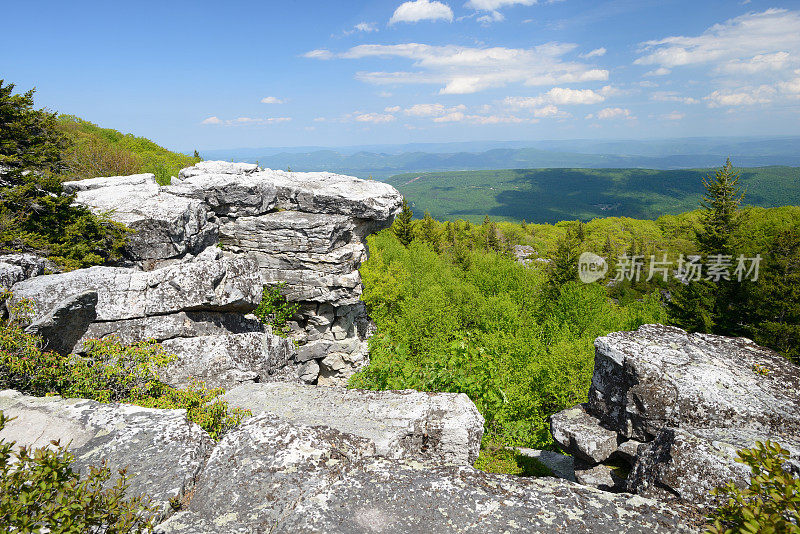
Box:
254 283 300 337
0 411 155 533
0 300 248 440
707 441 800 534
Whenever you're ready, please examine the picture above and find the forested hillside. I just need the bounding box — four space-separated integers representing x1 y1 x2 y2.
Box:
387 166 800 224
352 181 800 472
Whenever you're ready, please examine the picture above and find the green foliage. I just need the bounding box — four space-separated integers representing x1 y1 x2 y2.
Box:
698 159 745 256
0 81 131 270
392 197 415 246
0 411 155 533
474 444 553 477
351 229 666 451
57 115 200 184
0 302 248 441
707 441 800 534
254 283 300 337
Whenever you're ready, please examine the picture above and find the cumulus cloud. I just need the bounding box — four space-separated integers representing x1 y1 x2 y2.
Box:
404 103 446 116
705 86 777 107
644 67 671 77
505 85 617 108
650 91 699 104
355 112 396 123
354 22 378 32
465 0 536 9
661 111 685 120
581 47 607 59
635 9 800 76
309 42 608 94
303 49 334 60
389 0 454 24
586 107 633 120
384 105 402 112
260 96 284 104
477 10 504 24
202 116 291 126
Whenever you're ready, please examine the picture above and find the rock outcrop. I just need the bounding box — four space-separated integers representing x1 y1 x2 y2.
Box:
155 408 695 533
57 162 403 385
0 390 213 520
551 324 800 507
24 290 98 355
221 382 484 465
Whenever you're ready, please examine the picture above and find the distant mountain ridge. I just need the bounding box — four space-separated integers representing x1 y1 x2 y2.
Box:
199 136 800 179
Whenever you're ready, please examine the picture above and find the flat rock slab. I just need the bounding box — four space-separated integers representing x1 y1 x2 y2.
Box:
156 412 696 534
10 256 262 323
590 324 800 442
551 404 619 464
222 382 484 465
0 390 213 520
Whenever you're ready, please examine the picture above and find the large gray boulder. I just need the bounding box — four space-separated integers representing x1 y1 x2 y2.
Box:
10 256 262 323
627 427 800 507
156 412 697 533
0 253 53 290
63 173 217 263
0 390 214 520
160 332 296 389
589 324 800 441
550 324 800 508
25 290 97 355
221 382 484 465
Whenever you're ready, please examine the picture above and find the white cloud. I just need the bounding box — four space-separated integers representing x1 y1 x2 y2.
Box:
384 105 402 112
311 42 609 94
581 47 607 58
705 86 777 107
465 0 536 10
650 91 699 104
661 111 685 120
505 85 616 108
378 91 393 97
355 112 396 123
313 117 326 122
303 49 334 60
389 0 454 24
433 111 466 122
644 67 671 77
405 103 446 116
432 112 531 124
477 11 504 24
260 96 284 104
202 116 292 126
354 22 378 32
635 9 800 75
586 107 633 120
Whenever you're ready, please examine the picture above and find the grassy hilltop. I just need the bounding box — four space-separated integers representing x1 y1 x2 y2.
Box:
386 166 800 224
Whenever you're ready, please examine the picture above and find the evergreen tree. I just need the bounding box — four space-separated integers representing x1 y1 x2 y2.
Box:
193 149 200 159
669 159 746 335
547 229 581 290
576 221 585 242
392 198 415 247
697 158 744 255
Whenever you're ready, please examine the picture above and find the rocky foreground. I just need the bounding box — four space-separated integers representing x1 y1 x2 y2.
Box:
1 163 799 532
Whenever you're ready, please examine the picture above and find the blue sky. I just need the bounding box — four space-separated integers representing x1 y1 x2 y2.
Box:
2 0 800 151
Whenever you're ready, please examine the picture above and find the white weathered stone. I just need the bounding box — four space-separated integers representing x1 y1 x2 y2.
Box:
551 404 619 464
0 390 213 521
221 382 484 465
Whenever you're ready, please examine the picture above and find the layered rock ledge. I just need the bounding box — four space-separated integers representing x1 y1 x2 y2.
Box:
52 162 404 385
551 324 800 508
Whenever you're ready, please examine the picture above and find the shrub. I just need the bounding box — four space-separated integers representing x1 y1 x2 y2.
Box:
707 441 800 534
0 299 248 441
254 283 299 337
0 411 155 533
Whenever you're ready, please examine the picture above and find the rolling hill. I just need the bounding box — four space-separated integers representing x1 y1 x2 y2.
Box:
384 166 800 224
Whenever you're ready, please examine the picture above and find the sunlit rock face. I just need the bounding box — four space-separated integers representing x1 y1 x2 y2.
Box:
57 162 403 385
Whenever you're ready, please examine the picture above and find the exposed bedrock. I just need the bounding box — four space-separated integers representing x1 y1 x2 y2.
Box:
59 162 403 384
0 389 213 522
550 324 800 507
221 382 485 465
